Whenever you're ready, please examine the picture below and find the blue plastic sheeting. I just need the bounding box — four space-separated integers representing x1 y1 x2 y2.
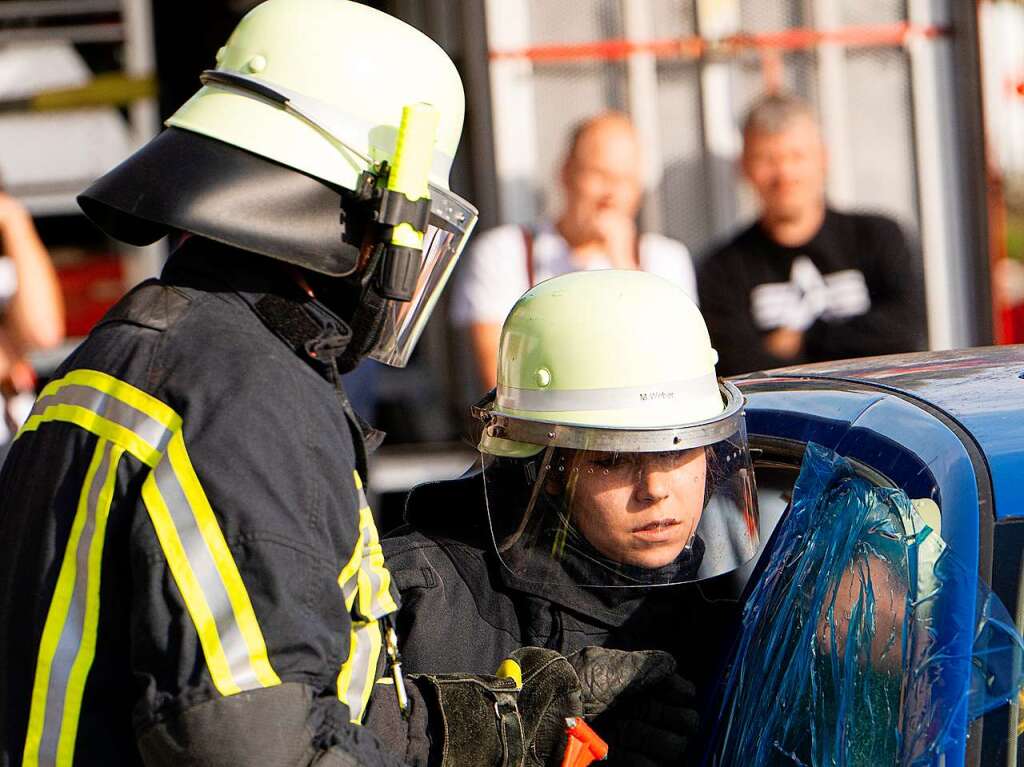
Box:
707 443 1024 767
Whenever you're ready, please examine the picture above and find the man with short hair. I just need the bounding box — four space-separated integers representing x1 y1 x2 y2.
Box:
452 111 696 390
698 93 925 376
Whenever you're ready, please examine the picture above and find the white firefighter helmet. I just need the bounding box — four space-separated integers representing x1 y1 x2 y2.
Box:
168 0 465 193
472 270 759 587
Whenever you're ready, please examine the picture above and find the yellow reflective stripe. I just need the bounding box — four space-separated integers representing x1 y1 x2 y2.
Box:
22 442 105 766
357 511 397 619
338 533 364 613
36 369 180 432
141 472 241 697
351 472 398 619
335 472 394 718
16 369 179 455
18 369 281 699
22 440 121 767
338 471 368 613
165 433 280 689
18 404 161 467
356 566 375 629
20 381 173 455
356 622 383 723
56 443 122 765
337 620 383 724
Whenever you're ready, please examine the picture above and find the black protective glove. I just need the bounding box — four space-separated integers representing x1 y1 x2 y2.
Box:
567 647 700 767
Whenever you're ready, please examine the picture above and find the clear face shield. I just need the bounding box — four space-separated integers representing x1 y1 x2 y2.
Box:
198 70 478 367
369 189 477 366
474 382 760 588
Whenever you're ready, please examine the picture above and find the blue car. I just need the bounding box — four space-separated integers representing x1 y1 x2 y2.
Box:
706 346 1024 767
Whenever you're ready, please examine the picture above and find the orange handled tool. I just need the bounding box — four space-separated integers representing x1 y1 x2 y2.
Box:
561 717 609 767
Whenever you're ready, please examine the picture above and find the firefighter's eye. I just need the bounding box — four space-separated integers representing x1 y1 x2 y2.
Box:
592 453 629 469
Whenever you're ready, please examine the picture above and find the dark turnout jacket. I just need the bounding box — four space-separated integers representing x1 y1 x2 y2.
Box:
698 209 926 377
383 474 740 707
0 241 411 767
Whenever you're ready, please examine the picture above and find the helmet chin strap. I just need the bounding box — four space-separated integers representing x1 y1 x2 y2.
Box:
338 287 388 373
310 242 391 374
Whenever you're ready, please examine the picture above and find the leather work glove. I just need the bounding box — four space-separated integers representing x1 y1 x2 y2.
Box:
364 647 583 767
567 647 699 767
363 647 695 767
420 646 586 767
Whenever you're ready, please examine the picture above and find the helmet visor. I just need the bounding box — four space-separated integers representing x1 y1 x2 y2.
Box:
369 187 477 366
480 423 759 588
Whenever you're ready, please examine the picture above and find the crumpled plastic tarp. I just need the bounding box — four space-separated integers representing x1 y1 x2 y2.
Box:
707 443 1024 766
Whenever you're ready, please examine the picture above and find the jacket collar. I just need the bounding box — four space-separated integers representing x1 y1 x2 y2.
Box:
162 237 383 451
163 237 347 355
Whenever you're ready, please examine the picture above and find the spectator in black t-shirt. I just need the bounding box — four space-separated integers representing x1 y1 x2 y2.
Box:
698 93 925 376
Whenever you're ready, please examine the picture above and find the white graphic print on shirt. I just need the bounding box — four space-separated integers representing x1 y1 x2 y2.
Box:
750 256 871 332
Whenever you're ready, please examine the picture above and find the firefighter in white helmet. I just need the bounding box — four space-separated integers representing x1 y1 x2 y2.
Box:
0 3 671 766
381 269 761 765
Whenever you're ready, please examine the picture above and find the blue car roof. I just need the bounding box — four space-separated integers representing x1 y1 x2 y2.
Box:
737 345 1024 520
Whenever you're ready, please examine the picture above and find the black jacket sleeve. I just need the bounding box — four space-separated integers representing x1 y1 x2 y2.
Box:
803 216 926 360
137 683 410 767
698 246 796 377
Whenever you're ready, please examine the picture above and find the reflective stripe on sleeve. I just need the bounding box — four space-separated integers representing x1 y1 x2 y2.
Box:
351 472 398 620
337 620 384 724
141 431 280 695
19 369 280 708
22 439 122 767
335 473 397 721
337 534 364 613
17 370 179 467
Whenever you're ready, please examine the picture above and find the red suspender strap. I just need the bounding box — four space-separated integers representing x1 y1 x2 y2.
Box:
521 226 535 288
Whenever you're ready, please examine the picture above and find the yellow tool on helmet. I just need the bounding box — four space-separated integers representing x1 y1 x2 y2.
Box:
375 102 440 301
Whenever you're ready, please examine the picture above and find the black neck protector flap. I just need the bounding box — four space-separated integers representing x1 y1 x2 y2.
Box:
78 127 361 277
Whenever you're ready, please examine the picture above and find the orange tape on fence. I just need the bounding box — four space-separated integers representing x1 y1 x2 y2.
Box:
489 22 951 63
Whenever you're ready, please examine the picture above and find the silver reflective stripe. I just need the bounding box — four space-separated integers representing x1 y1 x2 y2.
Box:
497 373 721 413
360 564 387 620
30 384 172 453
152 459 262 691
353 488 392 621
484 381 746 454
37 440 114 767
342 622 378 722
339 559 360 610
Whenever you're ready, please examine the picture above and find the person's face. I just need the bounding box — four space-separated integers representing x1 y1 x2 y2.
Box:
741 116 827 222
561 123 644 225
564 448 707 569
817 555 908 674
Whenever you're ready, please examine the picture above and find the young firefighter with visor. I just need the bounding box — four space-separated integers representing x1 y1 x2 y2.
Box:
0 2 678 766
382 269 762 766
